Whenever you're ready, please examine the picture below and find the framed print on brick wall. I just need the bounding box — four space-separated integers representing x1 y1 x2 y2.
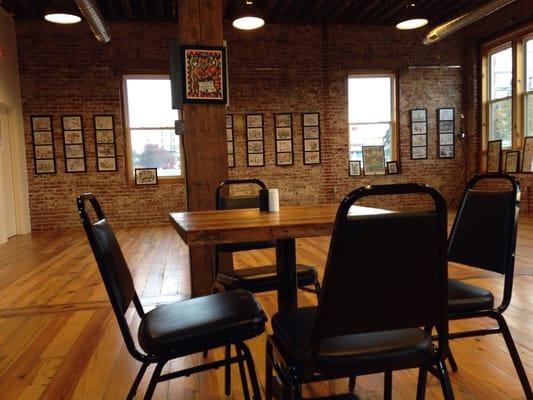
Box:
62 115 86 173
31 115 56 174
226 114 235 168
410 108 427 160
275 113 293 166
302 112 320 165
246 114 265 167
94 115 118 172
437 107 455 159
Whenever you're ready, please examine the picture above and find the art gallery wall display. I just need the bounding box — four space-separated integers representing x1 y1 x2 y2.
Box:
410 108 427 160
437 107 455 159
226 114 235 168
302 112 320 165
62 115 86 173
246 114 265 167
94 115 117 172
274 113 294 166
504 151 519 173
135 168 158 185
362 145 386 175
348 160 361 176
522 137 533 173
486 139 502 173
31 115 56 174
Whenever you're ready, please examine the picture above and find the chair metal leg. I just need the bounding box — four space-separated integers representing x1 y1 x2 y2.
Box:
416 367 427 400
436 360 455 400
225 344 232 396
266 340 274 400
348 376 356 392
126 361 150 400
384 371 392 400
240 343 262 400
236 346 251 400
495 313 533 399
447 347 458 372
143 361 165 400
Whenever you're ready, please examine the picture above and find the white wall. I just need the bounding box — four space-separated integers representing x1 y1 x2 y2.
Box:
0 8 30 243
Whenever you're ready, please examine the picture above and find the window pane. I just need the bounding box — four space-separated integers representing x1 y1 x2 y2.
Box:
526 93 533 137
489 47 512 100
126 79 177 127
489 98 512 147
349 123 392 161
348 77 391 123
526 38 533 92
131 129 181 176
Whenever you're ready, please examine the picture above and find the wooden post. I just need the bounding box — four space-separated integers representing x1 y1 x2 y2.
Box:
178 0 228 296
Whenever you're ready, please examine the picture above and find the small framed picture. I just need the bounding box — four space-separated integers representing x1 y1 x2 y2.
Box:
95 130 115 144
349 160 361 176
275 113 292 127
522 137 533 173
410 108 427 122
64 130 83 144
248 153 264 167
247 140 264 154
228 154 235 168
226 115 233 129
304 151 320 165
304 139 320 152
31 116 52 131
302 112 319 127
362 145 386 175
226 114 235 168
94 115 114 130
486 140 502 173
35 159 55 174
303 126 320 139
276 127 292 140
276 152 293 166
66 158 86 173
387 161 399 174
97 157 117 172
439 120 454 133
247 128 263 140
226 128 233 141
276 140 292 153
33 130 53 145
412 122 427 134
412 135 427 146
246 114 263 128
438 108 454 121
412 146 427 160
504 151 519 173
35 145 54 159
135 168 158 185
62 115 82 130
439 145 454 158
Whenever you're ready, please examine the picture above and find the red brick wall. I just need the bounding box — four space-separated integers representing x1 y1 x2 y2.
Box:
18 18 524 230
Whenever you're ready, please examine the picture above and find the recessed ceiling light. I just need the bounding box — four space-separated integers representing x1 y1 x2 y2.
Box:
44 13 82 24
395 3 428 30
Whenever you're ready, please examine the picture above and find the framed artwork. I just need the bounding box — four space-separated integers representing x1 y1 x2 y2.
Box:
62 115 86 173
437 107 455 159
135 168 158 185
387 161 399 174
486 139 502 173
94 115 117 172
522 137 533 173
31 115 56 174
348 160 361 176
246 114 264 167
410 108 427 160
302 112 321 165
181 45 227 104
504 151 519 173
275 113 293 166
226 114 235 168
362 145 386 175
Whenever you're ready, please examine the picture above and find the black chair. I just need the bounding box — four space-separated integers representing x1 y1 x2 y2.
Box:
76 193 267 400
213 179 320 295
266 183 454 400
444 173 532 399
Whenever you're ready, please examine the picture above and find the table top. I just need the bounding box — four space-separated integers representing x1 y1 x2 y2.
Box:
169 204 392 246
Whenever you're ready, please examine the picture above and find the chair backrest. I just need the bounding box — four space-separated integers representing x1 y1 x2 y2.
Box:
311 184 448 366
448 173 519 276
216 179 266 210
77 193 145 360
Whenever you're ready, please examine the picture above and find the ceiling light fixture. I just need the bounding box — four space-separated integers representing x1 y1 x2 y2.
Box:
232 0 265 30
44 12 82 24
396 2 428 30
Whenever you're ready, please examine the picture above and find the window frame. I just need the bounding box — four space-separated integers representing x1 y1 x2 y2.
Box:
122 74 183 185
346 71 399 163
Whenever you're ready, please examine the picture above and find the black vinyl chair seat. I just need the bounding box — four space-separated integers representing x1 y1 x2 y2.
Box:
272 306 433 376
217 264 318 293
139 289 265 356
447 278 494 314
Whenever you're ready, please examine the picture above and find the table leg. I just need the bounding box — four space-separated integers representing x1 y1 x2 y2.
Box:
189 246 215 297
276 238 297 313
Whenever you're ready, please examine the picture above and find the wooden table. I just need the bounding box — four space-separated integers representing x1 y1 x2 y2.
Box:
169 204 391 313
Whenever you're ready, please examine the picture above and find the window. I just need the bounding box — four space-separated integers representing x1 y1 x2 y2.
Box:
348 73 397 163
123 75 181 181
525 37 533 137
487 45 513 147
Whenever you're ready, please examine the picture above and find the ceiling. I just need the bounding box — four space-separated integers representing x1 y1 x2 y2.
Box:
0 0 490 27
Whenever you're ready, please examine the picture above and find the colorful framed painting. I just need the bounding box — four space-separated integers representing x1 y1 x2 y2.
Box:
486 139 502 173
362 145 386 175
181 45 227 104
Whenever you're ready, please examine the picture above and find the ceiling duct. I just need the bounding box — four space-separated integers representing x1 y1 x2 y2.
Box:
424 0 517 45
74 0 110 43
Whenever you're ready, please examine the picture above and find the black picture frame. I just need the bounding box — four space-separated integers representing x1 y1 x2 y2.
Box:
302 112 321 165
94 115 118 172
226 114 235 168
275 113 294 166
31 115 56 174
410 108 428 160
246 114 265 167
135 168 158 185
387 161 399 174
348 160 361 176
62 115 86 173
522 136 533 173
437 107 455 159
486 139 502 173
504 150 520 173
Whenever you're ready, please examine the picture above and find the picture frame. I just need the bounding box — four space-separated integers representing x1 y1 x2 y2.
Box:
302 112 321 165
302 112 319 127
486 139 502 173
410 108 427 161
226 114 235 168
180 45 227 104
274 113 293 166
135 168 158 185
522 137 533 173
504 151 520 173
246 113 265 167
437 107 455 159
304 152 320 165
387 161 399 174
94 115 117 172
348 160 361 176
97 157 117 171
31 115 56 174
362 145 386 175
412 146 427 160
410 108 427 122
62 115 86 173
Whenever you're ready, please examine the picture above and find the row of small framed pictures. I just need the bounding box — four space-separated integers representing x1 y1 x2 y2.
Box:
30 114 117 174
409 107 455 160
226 112 321 167
348 145 398 176
486 138 533 174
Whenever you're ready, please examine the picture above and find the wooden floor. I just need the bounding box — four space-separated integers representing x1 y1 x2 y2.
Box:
0 215 532 399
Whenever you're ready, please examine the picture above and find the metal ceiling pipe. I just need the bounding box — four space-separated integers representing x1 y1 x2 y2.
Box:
74 0 110 43
423 0 517 45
